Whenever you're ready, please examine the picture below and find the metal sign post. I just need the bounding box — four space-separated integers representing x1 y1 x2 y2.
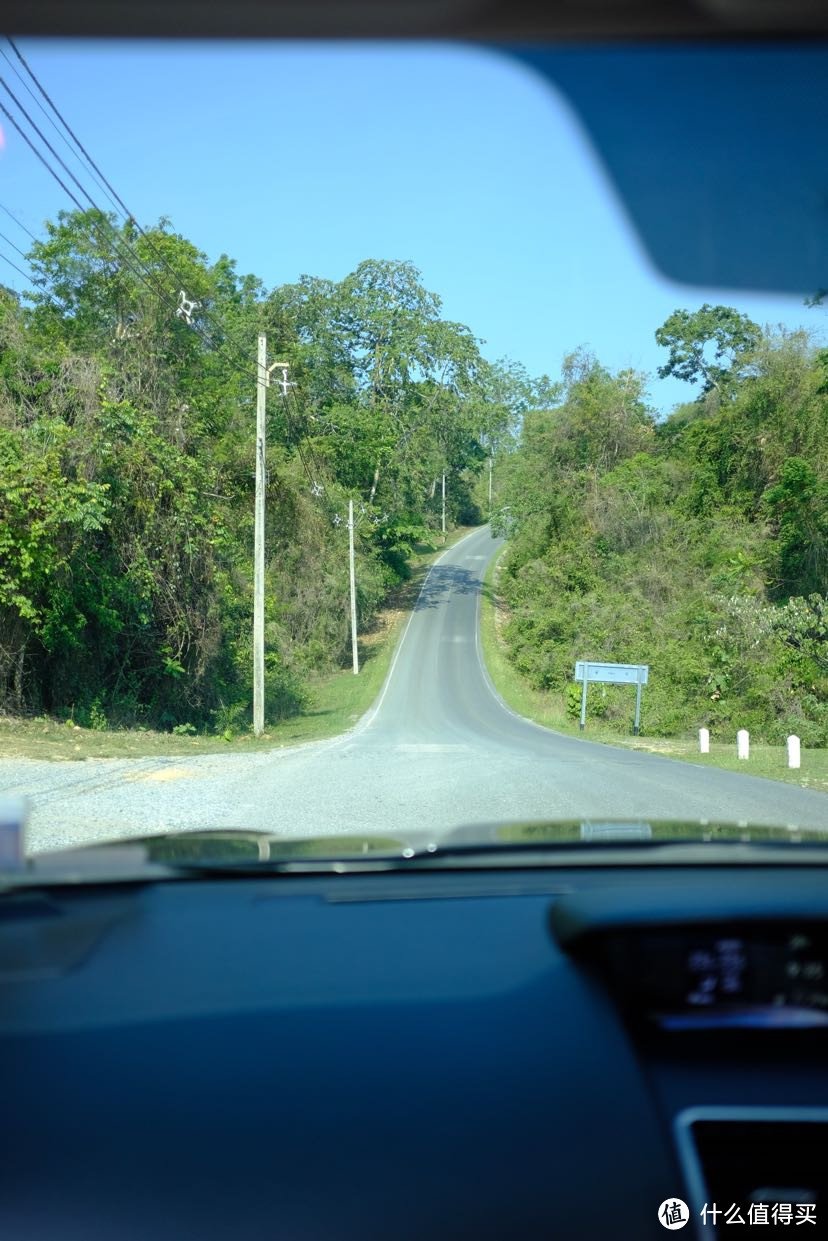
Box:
634 672 644 736
574 661 649 735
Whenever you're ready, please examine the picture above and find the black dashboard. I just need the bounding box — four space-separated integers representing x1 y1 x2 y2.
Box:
2 862 828 1240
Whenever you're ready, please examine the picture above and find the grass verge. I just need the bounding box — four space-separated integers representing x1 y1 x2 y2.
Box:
480 546 828 795
0 526 474 762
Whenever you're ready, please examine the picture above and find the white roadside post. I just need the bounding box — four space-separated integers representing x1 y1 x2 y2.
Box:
737 729 750 760
787 734 801 770
699 727 710 754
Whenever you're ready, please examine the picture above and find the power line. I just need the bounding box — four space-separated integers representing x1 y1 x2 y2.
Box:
5 40 262 378
0 73 113 221
0 78 197 318
0 93 169 311
0 199 37 243
0 245 113 355
3 44 331 501
7 38 135 228
278 387 318 491
4 40 290 406
0 44 123 221
1 61 270 398
0 248 32 284
0 96 86 214
6 37 196 301
0 65 251 357
284 383 333 498
0 226 28 260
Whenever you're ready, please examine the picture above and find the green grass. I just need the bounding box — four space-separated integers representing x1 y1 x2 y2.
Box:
480 547 828 796
0 526 474 762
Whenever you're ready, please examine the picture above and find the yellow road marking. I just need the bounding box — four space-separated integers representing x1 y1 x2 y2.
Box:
127 767 195 783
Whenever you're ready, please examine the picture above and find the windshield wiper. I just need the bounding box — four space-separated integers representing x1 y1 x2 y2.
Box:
40 836 828 883
9 820 828 889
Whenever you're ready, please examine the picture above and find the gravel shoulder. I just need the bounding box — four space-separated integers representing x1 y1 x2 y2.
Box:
9 524 828 856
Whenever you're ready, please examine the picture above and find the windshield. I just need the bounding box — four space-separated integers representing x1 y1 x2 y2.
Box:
0 40 826 860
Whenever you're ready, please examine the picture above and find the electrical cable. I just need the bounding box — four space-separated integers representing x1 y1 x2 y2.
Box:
0 89 191 321
0 226 29 260
0 199 38 243
5 40 268 384
5 40 320 437
0 246 124 355
4 39 301 413
0 45 123 220
0 96 86 213
0 68 260 359
7 33 416 520
8 38 147 231
4 43 333 501
0 248 33 283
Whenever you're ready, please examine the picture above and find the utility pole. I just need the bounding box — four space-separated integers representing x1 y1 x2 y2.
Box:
253 335 290 736
488 453 493 512
441 472 446 538
348 498 359 674
253 334 267 736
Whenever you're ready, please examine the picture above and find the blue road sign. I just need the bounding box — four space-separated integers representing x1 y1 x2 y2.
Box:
574 661 649 734
574 661 648 685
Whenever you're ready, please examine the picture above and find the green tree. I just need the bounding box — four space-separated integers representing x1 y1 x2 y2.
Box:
1 210 542 730
655 304 761 394
494 324 828 744
765 457 828 597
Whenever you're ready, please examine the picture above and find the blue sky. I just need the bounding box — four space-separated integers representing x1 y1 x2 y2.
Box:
0 40 822 414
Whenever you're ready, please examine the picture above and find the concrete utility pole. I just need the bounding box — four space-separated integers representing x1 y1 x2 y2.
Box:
441 471 446 537
253 334 267 736
348 498 359 674
253 336 290 736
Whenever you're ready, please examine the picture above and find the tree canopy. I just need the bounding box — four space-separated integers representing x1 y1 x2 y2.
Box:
494 318 828 743
0 211 526 730
3 210 826 746
655 303 761 393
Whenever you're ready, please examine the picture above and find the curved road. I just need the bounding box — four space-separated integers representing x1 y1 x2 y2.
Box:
15 524 828 851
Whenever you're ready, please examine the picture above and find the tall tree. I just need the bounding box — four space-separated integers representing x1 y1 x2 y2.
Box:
655 304 761 394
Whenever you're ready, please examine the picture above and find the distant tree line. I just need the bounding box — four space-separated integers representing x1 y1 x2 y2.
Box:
493 306 828 743
0 209 542 731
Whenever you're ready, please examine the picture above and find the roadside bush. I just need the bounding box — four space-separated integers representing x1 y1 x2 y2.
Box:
495 328 828 744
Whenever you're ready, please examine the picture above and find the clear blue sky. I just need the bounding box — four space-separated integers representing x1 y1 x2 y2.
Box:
0 40 822 414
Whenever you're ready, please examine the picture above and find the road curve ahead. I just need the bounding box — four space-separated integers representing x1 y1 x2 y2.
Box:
334 523 828 832
16 524 828 851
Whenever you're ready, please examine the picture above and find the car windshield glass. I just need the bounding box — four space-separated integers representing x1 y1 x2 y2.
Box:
0 40 826 861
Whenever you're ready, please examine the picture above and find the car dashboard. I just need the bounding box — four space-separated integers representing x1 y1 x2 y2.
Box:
2 859 828 1240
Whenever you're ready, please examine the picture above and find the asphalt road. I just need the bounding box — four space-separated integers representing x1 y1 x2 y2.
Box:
11 524 828 853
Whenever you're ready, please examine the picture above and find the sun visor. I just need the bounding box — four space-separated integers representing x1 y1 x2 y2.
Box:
520 45 828 295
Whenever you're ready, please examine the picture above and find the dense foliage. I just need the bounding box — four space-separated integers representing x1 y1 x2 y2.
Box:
0 209 534 731
494 321 828 743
